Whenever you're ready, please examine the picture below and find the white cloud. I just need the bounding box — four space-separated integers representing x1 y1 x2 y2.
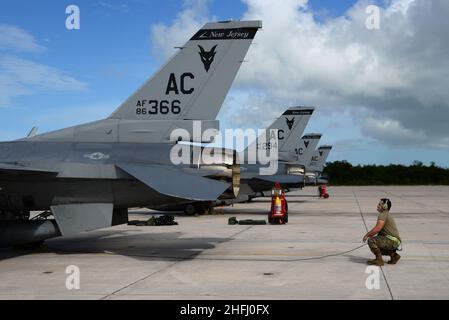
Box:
240 0 419 100
0 24 45 52
0 55 87 107
151 0 449 151
386 0 415 16
361 117 426 145
239 0 449 147
0 25 87 107
151 0 214 60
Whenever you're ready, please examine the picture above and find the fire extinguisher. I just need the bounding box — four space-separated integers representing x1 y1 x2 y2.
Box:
269 182 288 224
318 184 329 199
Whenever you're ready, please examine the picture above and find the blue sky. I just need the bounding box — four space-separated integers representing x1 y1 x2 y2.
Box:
1 0 449 167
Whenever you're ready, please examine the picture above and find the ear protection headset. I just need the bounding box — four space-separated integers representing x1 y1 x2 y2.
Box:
381 198 390 211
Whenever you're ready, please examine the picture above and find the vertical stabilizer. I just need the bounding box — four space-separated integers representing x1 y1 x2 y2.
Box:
109 20 262 121
308 145 333 172
245 107 314 161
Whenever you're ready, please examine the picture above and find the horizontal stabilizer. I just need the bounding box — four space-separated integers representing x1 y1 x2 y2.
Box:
0 163 58 175
51 203 114 236
117 163 229 201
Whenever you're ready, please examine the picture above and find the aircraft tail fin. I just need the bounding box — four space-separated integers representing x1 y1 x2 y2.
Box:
308 145 333 172
244 107 314 160
295 133 322 164
109 20 262 121
26 126 38 139
29 21 261 144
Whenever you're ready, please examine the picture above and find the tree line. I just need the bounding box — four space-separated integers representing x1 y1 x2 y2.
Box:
323 161 449 185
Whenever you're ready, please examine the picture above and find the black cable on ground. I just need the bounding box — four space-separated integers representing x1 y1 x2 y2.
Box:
48 243 367 263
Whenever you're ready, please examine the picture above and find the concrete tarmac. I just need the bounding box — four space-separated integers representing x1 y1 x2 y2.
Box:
1 186 448 300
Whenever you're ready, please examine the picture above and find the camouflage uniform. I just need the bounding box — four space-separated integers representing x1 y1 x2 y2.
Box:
366 209 402 265
367 236 398 255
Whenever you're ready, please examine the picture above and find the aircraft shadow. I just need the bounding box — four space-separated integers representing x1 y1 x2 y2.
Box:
0 229 230 263
0 248 30 261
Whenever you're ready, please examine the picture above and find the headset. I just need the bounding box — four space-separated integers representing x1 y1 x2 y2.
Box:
380 198 391 211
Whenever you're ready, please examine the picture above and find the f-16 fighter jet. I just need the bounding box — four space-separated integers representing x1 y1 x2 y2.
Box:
151 107 316 214
304 145 333 185
0 20 262 247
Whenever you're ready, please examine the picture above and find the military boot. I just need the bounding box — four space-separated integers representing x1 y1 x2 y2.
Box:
367 248 384 266
388 251 401 265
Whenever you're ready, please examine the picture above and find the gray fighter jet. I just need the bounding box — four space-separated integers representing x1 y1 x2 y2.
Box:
278 133 322 186
152 106 316 214
238 107 315 197
0 20 262 247
235 133 323 200
304 145 333 185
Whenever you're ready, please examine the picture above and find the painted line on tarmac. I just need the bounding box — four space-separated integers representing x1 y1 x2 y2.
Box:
353 189 395 300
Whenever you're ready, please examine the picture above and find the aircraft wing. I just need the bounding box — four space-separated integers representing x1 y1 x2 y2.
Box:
181 167 225 177
116 163 230 201
254 175 304 184
0 163 58 175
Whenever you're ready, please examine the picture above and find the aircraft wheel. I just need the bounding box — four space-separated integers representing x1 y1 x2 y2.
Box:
184 204 196 216
198 204 211 215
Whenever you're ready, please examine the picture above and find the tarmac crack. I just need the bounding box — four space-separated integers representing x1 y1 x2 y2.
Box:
353 189 395 300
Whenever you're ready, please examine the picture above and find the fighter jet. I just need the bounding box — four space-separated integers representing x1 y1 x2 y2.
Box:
279 133 322 184
239 107 315 197
304 145 333 185
237 133 322 199
151 106 316 214
0 20 262 247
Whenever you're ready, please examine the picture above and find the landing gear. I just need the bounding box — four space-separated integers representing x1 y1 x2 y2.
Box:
184 204 197 216
183 203 211 215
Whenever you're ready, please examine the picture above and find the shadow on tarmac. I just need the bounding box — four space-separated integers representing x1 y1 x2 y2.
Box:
0 229 229 262
347 255 370 264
